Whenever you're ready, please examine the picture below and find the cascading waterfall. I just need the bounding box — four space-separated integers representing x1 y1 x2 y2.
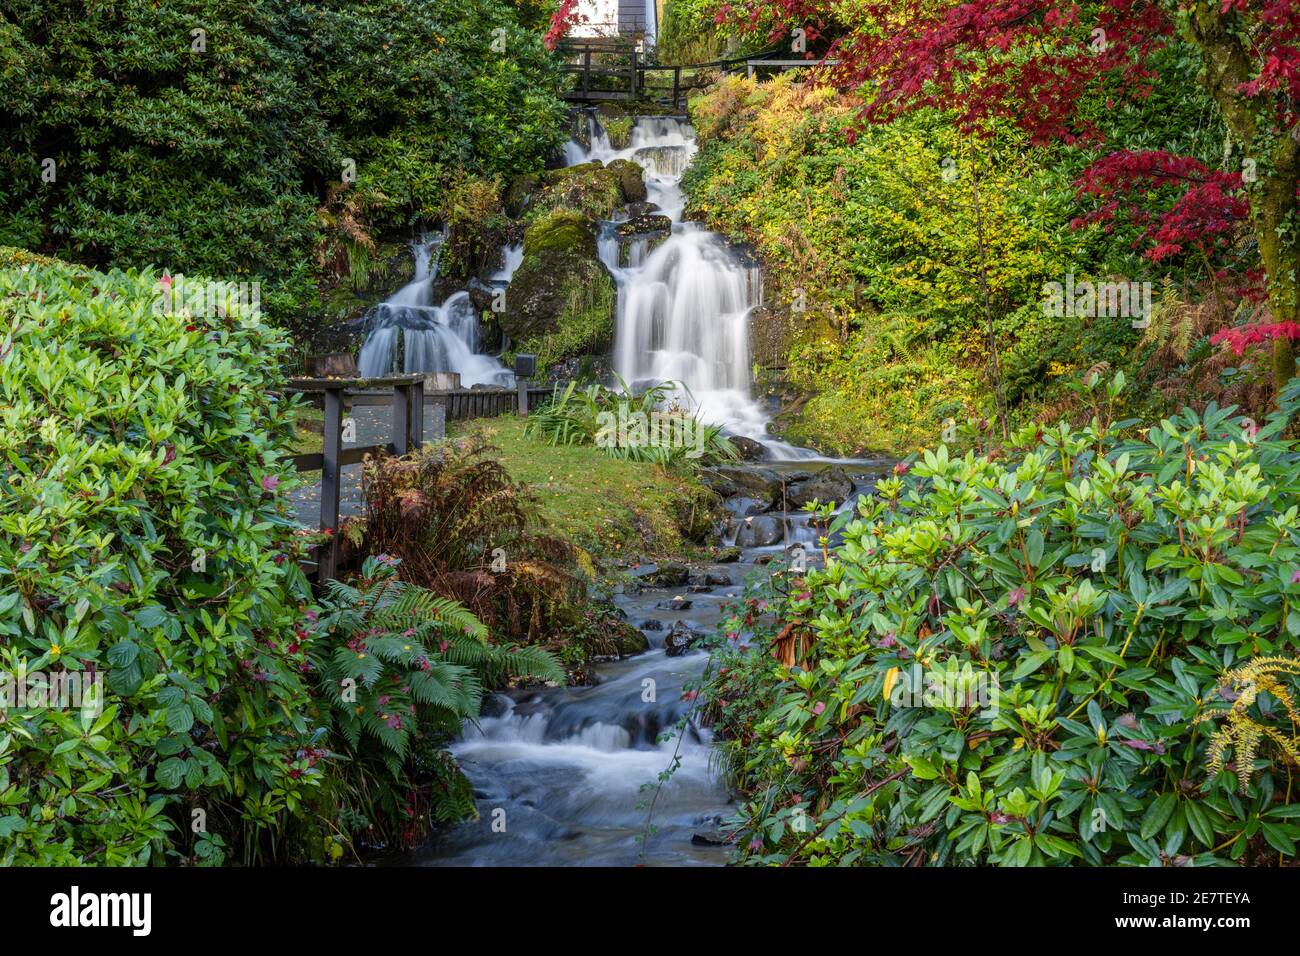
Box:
412 113 846 869
574 112 815 459
356 236 519 387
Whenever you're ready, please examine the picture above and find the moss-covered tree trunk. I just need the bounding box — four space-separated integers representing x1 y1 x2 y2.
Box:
1185 7 1300 398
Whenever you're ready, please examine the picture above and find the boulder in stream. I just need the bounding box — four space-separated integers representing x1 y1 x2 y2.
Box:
722 494 769 517
616 213 672 238
641 561 690 588
665 621 705 657
734 514 784 548
700 466 782 508
728 435 768 461
502 209 617 372
607 158 647 204
785 466 855 509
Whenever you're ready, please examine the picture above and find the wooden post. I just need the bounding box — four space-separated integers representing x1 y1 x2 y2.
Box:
319 386 343 581
630 48 638 98
673 66 681 106
410 378 424 449
583 50 591 95
391 383 411 456
517 378 529 417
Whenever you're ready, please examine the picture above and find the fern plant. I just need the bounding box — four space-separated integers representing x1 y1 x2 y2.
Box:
310 555 563 849
314 556 563 768
1195 656 1300 793
525 374 739 468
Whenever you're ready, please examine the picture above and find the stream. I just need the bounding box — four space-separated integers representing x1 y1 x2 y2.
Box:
407 113 887 866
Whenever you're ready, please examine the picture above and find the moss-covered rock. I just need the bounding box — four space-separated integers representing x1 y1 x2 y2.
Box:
508 160 646 222
606 159 647 203
527 163 624 220
602 115 633 149
505 172 541 218
503 209 617 372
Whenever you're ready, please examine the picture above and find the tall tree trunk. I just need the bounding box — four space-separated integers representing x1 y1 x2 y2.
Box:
1184 7 1300 396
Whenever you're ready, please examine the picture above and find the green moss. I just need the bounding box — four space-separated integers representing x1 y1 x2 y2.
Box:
524 163 625 221
503 209 617 372
527 275 617 371
606 159 646 204
522 208 594 254
602 116 633 148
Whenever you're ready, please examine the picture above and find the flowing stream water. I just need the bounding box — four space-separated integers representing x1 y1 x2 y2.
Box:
413 114 854 866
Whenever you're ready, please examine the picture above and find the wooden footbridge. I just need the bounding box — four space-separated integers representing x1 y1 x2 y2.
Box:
556 38 838 107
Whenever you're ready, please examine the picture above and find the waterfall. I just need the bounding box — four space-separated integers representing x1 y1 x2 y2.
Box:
356 237 520 387
567 112 814 459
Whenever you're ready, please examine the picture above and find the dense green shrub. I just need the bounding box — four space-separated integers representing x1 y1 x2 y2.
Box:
0 0 566 330
0 251 316 864
701 373 1300 866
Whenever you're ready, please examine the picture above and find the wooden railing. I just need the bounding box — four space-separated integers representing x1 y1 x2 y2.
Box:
286 376 564 580
555 41 837 105
287 375 426 580
425 386 555 421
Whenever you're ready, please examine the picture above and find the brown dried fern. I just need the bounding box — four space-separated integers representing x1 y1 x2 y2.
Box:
1194 656 1300 792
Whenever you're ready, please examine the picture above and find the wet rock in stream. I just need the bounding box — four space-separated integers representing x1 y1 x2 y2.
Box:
641 562 690 587
734 514 784 548
785 466 855 509
657 597 693 611
665 621 706 657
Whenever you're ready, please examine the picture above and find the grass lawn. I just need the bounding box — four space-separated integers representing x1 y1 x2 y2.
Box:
288 404 325 456
451 415 716 562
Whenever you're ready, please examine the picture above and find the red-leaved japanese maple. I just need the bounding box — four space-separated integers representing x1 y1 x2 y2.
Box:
707 1 1300 392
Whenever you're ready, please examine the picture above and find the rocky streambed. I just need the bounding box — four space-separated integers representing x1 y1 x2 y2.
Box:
413 458 891 867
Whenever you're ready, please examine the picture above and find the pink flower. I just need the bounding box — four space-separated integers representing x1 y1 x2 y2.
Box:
1007 587 1026 606
1291 569 1300 585
893 462 910 476
261 474 279 492
812 701 826 715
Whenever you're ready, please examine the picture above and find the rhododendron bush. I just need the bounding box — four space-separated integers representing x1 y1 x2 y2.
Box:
700 373 1300 866
0 249 318 864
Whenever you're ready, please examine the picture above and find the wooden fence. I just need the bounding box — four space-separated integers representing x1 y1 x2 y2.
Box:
287 376 563 580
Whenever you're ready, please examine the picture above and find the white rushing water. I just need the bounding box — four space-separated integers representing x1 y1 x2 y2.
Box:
356 236 520 387
569 113 815 459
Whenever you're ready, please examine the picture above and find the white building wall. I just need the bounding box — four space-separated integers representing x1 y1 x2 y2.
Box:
571 0 620 37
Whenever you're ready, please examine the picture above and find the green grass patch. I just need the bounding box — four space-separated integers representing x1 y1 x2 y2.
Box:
289 405 325 456
451 415 716 561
